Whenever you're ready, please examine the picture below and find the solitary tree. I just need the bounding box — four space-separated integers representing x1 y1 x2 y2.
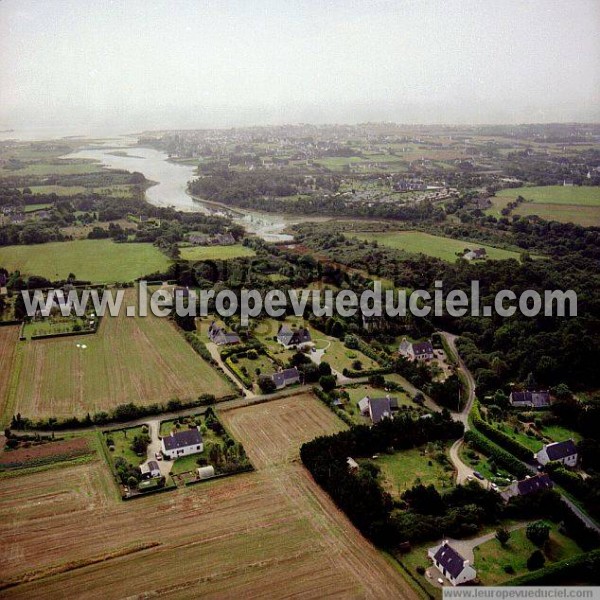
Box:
526 521 550 547
495 527 510 546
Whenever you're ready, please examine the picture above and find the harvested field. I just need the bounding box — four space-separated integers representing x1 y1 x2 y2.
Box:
0 437 91 471
5 290 232 421
219 393 347 469
0 326 19 420
0 458 416 599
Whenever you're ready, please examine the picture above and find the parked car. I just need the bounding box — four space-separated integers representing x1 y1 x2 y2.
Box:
473 471 484 480
155 452 162 461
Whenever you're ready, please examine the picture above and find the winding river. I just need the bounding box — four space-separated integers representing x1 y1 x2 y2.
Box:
62 144 294 242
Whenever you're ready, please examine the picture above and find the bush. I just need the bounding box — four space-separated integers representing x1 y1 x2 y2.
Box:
526 521 551 547
504 565 515 574
416 566 426 575
319 375 337 393
527 550 546 571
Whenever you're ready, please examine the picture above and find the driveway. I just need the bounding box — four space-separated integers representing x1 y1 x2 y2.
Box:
308 338 353 384
144 419 173 478
206 341 255 398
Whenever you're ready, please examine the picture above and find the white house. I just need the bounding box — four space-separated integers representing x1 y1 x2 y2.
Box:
428 541 477 586
270 367 301 389
276 325 312 349
161 427 204 460
535 439 578 467
398 338 435 361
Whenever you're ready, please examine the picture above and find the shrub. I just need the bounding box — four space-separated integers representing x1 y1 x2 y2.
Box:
527 550 546 571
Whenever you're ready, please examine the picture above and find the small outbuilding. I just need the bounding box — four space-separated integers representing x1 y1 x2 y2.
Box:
197 465 216 480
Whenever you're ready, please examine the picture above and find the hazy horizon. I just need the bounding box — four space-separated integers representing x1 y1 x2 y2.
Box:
1 0 599 135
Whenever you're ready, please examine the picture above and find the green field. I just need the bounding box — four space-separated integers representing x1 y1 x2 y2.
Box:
179 244 256 261
0 239 171 282
496 185 600 206
25 185 87 196
474 525 583 585
372 444 454 497
1 160 102 176
23 203 53 212
488 186 600 227
348 231 524 262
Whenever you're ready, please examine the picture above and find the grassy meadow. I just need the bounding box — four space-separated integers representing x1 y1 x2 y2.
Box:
179 244 256 261
0 239 171 282
488 186 600 226
348 230 524 262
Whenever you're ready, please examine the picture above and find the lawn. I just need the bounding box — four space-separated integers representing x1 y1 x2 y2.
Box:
542 424 582 444
5 289 233 422
235 353 277 387
0 239 171 282
179 244 256 261
25 185 87 196
23 203 53 212
474 525 583 585
21 317 93 339
317 336 380 373
371 444 455 497
459 441 513 485
104 426 147 466
348 231 524 262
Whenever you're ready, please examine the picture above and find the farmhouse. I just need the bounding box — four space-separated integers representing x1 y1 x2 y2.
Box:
208 322 241 346
140 460 161 479
509 390 550 408
398 338 435 361
161 427 204 460
428 541 477 586
501 473 553 501
463 248 487 261
270 367 301 389
535 439 578 467
358 395 398 424
277 325 312 349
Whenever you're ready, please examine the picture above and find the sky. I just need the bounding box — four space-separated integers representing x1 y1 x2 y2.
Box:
0 0 599 135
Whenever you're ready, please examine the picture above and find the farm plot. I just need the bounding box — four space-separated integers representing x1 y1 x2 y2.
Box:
6 290 232 421
220 393 347 469
179 244 255 261
0 326 19 421
0 459 415 599
0 437 92 473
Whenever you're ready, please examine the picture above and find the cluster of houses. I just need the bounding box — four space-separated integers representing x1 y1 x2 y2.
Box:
188 232 236 246
208 322 241 346
399 338 435 361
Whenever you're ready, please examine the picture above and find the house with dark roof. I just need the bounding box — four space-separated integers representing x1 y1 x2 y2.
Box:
464 248 487 261
399 338 434 361
270 367 301 389
140 460 161 479
535 439 578 467
276 325 312 349
428 541 477 586
501 474 553 502
160 428 203 460
208 322 240 346
358 395 398 424
509 390 550 409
